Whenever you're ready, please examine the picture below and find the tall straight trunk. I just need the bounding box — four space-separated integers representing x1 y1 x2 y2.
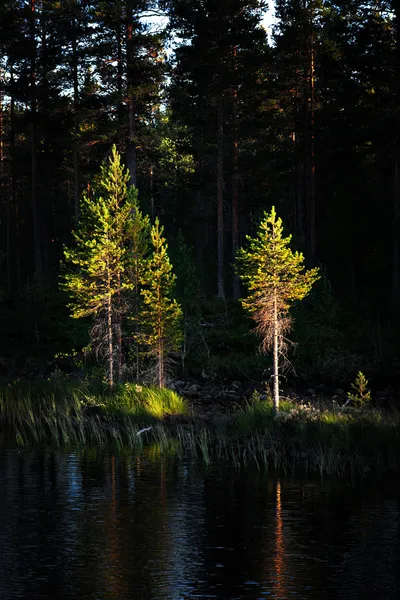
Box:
293 47 304 243
72 4 80 220
232 46 240 299
273 291 280 413
308 21 316 261
0 82 10 290
115 273 123 383
394 142 400 304
30 0 41 275
302 4 316 261
217 96 225 299
10 68 20 292
294 110 303 242
157 334 164 388
150 163 154 221
393 4 400 305
40 3 51 278
107 290 114 388
196 131 205 293
126 1 137 187
116 16 124 120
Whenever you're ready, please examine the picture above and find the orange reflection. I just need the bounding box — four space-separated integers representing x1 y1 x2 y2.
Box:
273 480 287 598
105 455 122 598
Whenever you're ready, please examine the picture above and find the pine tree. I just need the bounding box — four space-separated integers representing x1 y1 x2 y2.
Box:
62 145 133 387
137 218 182 387
236 207 319 411
126 188 151 379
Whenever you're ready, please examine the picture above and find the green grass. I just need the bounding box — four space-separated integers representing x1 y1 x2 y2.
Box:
0 379 190 448
1 383 400 479
105 383 190 418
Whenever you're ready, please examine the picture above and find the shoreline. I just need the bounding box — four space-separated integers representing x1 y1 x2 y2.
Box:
1 379 400 479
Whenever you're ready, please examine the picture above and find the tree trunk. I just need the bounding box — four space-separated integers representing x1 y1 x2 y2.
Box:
115 273 123 383
393 3 400 306
10 67 20 292
150 163 154 221
217 96 225 299
157 327 164 388
30 0 41 275
273 291 280 413
0 80 10 290
72 3 80 220
303 4 316 261
126 0 137 187
232 45 240 299
107 290 114 388
309 19 316 262
116 12 124 120
40 2 51 279
196 130 205 293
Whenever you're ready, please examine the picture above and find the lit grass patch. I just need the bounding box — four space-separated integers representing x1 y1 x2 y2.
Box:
140 387 190 418
104 383 190 419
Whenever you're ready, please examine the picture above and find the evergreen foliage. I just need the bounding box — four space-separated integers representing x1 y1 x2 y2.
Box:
236 207 319 410
137 218 183 388
62 145 134 386
348 371 372 407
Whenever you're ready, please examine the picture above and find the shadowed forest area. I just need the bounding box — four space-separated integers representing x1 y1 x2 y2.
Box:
1 0 400 399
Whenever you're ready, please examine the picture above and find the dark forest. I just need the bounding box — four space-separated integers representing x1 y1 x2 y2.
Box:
1 0 399 394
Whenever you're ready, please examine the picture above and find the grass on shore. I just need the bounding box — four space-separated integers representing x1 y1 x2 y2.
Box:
1 381 400 478
0 379 189 447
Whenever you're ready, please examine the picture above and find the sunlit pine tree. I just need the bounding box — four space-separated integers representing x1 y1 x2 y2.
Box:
126 188 151 380
137 218 182 388
62 145 133 387
236 207 319 411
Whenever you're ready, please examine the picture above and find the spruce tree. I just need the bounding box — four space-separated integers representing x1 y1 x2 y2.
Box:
236 207 319 411
62 145 133 387
137 218 182 388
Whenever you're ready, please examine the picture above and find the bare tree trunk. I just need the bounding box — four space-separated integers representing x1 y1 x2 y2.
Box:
40 1 51 279
116 273 123 383
302 3 316 260
0 80 11 290
232 45 240 299
150 163 154 221
30 0 41 275
232 135 240 299
126 0 137 187
10 67 20 292
116 12 123 120
217 96 225 299
294 101 304 242
273 291 280 413
107 290 114 389
157 328 164 388
72 2 80 220
309 19 316 262
393 3 400 305
196 130 205 293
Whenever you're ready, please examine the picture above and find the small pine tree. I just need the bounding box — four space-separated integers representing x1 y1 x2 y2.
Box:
137 218 182 388
236 207 319 411
62 145 133 387
348 371 372 407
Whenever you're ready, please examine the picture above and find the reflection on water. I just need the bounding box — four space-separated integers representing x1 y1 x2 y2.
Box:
0 449 399 600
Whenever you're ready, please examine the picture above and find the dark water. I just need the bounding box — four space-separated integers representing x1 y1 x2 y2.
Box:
0 449 399 600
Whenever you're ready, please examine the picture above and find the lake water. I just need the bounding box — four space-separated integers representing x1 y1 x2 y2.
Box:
0 449 399 600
